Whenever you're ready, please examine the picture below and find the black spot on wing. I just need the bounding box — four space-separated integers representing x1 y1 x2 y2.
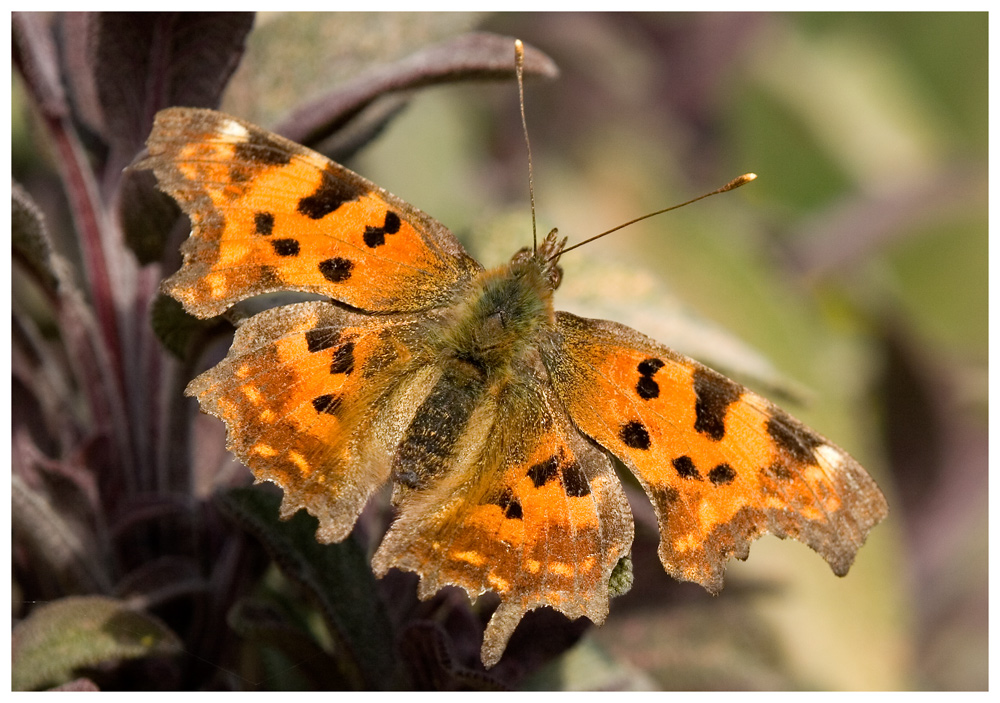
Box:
561 460 591 497
254 211 274 236
636 357 664 399
693 367 742 441
767 412 823 465
270 238 300 257
305 327 340 353
330 342 355 375
312 394 342 416
672 455 701 480
638 358 665 376
620 421 651 450
527 456 559 488
385 211 401 233
496 488 523 520
636 376 660 400
708 463 737 486
234 131 293 166
319 257 354 283
363 211 403 248
298 168 366 219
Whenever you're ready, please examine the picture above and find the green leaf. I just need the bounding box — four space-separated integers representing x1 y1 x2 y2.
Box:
227 598 348 690
149 292 220 360
218 487 397 689
12 595 182 691
607 555 633 599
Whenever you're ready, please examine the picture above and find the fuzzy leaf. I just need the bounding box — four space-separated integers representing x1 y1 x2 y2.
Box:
149 292 222 360
92 12 255 164
398 622 506 691
607 555 634 599
275 32 558 148
12 595 182 691
12 12 68 118
11 466 112 596
218 487 396 689
98 12 254 264
119 168 182 265
228 599 349 690
12 181 59 291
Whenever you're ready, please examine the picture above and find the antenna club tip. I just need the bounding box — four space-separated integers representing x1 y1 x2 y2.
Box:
724 172 757 191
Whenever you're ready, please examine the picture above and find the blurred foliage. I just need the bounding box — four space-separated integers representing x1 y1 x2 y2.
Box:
12 12 985 691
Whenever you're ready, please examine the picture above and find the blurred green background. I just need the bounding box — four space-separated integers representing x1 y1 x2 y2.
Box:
180 12 988 690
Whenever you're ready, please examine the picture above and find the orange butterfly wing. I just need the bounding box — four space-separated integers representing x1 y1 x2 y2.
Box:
371 366 633 668
186 300 430 542
546 312 888 593
142 107 481 317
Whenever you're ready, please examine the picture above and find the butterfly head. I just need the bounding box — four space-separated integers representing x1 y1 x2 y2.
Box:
510 227 566 292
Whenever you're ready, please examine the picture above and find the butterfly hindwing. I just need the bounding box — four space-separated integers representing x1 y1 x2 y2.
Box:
187 300 429 543
371 363 633 668
546 311 888 593
142 107 482 318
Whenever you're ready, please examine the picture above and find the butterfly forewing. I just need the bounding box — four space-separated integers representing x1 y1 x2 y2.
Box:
143 107 481 317
546 312 888 592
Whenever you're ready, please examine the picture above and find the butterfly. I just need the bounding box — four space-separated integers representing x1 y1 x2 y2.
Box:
141 98 888 668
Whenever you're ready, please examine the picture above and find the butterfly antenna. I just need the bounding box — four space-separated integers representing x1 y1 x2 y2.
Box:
515 39 539 253
554 173 758 259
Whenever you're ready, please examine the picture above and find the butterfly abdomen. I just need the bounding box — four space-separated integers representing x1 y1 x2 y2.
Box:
391 364 487 489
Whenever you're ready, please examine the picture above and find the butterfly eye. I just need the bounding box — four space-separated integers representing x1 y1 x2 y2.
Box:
547 263 563 290
510 246 533 266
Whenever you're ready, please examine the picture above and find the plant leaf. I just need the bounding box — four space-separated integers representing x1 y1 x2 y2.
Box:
149 292 226 360
12 182 60 291
12 12 68 118
96 12 255 264
11 459 113 596
92 12 255 165
12 595 182 691
218 486 397 689
227 598 348 690
119 168 183 265
275 31 558 148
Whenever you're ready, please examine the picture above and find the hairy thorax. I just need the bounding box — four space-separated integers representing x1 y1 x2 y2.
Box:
392 242 564 490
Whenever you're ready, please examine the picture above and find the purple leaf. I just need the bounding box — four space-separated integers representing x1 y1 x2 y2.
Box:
275 32 558 148
12 13 68 119
91 12 255 173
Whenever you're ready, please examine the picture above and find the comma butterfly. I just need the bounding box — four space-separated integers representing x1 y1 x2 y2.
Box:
141 42 887 669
